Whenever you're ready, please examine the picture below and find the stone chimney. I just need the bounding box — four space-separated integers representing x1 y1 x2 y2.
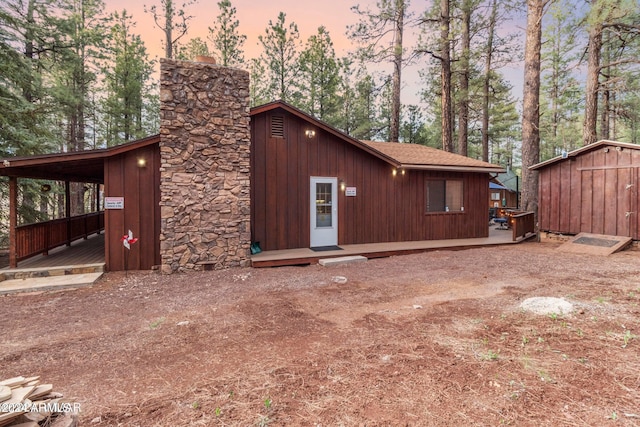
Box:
159 58 251 273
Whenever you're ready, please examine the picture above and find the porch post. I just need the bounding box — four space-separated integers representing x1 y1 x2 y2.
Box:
65 180 71 246
9 176 17 268
95 183 101 236
95 183 100 211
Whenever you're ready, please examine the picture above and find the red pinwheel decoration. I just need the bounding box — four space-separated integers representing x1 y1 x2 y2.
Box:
121 230 138 274
121 229 138 250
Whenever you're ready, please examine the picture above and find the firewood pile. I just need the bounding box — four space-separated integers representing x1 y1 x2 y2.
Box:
0 376 78 427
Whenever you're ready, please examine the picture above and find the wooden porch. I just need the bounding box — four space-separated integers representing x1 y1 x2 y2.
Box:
252 218 536 268
4 213 536 271
2 232 105 270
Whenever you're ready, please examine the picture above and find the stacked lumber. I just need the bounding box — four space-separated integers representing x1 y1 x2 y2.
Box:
0 376 78 427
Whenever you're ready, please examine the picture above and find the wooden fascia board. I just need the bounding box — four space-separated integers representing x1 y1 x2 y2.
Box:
401 164 505 173
530 140 640 170
0 150 106 167
0 134 160 167
106 134 160 156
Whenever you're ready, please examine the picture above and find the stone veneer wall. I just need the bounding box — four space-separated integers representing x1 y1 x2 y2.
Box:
159 58 251 273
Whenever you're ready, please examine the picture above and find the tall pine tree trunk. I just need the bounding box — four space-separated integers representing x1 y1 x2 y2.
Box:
600 31 611 140
457 0 471 156
482 0 498 163
441 0 453 152
583 18 602 145
521 0 545 215
165 0 174 58
390 0 404 142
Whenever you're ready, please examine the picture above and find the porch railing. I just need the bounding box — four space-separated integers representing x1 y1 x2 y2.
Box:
15 211 104 262
510 211 535 241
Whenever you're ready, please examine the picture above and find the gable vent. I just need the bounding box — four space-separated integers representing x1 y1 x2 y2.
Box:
270 115 285 138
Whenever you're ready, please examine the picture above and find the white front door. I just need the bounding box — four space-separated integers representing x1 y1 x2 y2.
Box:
310 177 338 247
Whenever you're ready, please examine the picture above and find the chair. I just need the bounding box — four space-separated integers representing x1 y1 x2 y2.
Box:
494 217 508 229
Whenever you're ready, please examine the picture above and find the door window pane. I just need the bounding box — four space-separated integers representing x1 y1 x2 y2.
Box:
316 183 332 227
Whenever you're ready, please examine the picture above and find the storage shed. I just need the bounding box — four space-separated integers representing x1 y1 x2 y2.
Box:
531 140 640 239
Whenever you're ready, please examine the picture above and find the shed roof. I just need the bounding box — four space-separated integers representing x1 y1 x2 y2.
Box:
530 140 640 170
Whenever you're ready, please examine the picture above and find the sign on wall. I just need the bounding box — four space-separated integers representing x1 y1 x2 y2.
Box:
345 187 357 197
104 196 124 209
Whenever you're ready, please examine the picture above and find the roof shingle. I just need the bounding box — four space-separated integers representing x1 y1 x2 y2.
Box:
360 140 504 173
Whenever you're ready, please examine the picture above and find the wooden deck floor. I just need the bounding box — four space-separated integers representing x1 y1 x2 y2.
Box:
2 226 534 271
2 233 105 270
251 226 533 267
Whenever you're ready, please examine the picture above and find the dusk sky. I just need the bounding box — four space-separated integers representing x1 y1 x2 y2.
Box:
104 0 377 59
103 0 525 105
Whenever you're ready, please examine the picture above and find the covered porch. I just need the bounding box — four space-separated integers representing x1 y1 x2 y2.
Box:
0 135 161 272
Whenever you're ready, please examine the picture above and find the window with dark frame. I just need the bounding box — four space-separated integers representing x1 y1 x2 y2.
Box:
426 179 464 213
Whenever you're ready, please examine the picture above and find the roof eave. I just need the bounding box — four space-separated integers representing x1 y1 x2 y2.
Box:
0 134 160 168
530 140 640 170
401 164 505 173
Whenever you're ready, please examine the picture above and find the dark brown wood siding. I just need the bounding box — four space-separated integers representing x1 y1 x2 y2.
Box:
104 144 161 270
538 145 640 239
251 109 490 251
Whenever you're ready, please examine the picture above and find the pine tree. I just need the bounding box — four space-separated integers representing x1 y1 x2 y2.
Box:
258 12 301 102
208 0 245 67
583 0 640 145
539 0 582 161
101 10 156 146
351 70 381 140
175 36 209 60
348 0 411 142
521 0 550 215
0 1 55 157
249 58 269 106
145 0 197 59
297 26 341 123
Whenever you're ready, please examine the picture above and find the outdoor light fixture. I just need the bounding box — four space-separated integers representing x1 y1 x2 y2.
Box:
305 129 316 138
340 179 346 191
401 169 406 176
392 169 397 177
137 158 146 167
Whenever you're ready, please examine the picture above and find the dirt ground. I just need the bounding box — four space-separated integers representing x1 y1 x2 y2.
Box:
2 240 640 426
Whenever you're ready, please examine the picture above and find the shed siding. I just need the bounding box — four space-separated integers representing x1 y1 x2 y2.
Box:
251 110 490 251
104 144 161 270
538 144 640 240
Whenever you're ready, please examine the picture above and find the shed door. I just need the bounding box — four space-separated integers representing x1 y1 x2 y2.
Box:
310 177 338 247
